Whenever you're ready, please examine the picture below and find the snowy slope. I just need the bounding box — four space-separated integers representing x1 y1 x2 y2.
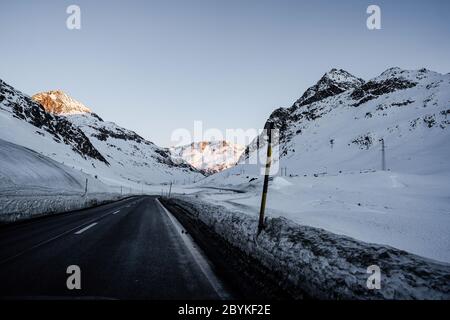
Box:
0 138 121 222
0 138 110 196
169 140 245 174
195 67 450 263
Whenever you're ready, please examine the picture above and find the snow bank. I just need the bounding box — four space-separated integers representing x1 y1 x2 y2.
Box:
169 196 450 300
0 193 124 223
0 139 124 223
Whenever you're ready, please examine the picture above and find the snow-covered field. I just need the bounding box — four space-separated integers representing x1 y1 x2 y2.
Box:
185 170 450 264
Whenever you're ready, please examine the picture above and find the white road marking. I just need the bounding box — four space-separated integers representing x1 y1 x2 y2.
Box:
112 210 120 215
74 223 98 235
155 198 231 300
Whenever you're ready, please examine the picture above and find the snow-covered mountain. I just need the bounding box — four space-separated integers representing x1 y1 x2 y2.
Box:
293 68 365 109
239 67 450 174
32 90 92 115
0 80 108 164
0 79 202 190
169 141 245 174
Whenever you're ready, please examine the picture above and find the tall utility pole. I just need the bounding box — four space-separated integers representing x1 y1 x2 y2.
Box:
380 138 386 171
168 182 173 198
258 122 274 235
84 178 88 196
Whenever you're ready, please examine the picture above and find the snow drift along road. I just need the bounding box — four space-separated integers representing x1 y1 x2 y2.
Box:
0 139 120 222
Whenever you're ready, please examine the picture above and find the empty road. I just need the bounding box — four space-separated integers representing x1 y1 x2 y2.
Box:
0 196 229 299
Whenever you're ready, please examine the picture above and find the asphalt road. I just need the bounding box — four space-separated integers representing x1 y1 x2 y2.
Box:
0 196 229 299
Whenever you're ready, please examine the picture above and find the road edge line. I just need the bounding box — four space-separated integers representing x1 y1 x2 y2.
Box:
155 198 231 300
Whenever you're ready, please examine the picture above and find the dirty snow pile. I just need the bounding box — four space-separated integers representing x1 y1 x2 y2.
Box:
169 196 450 299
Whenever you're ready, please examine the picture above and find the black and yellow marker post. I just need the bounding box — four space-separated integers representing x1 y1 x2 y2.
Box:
258 121 274 235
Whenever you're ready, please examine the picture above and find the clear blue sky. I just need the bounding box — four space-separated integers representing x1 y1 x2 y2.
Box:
1 0 449 146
